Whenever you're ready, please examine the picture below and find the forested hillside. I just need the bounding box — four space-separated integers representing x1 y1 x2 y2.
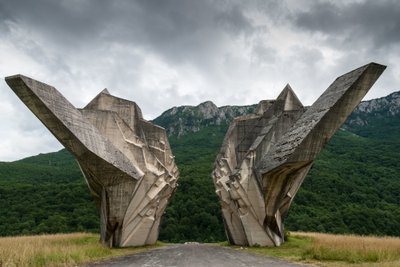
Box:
287 92 400 235
0 92 399 241
0 150 98 235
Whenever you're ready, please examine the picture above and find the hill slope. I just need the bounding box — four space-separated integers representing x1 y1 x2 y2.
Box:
0 150 98 235
0 92 399 241
285 91 400 236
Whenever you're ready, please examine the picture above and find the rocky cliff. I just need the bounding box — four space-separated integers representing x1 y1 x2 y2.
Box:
344 91 400 139
153 101 256 136
346 91 400 127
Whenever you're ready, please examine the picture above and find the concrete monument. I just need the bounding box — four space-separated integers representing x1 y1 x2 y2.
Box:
212 63 386 246
5 75 179 248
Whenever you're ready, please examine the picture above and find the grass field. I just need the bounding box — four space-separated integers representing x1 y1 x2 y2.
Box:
2 232 400 266
243 232 400 266
0 233 161 267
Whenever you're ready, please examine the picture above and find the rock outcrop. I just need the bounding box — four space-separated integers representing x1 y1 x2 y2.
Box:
153 101 256 136
346 91 400 127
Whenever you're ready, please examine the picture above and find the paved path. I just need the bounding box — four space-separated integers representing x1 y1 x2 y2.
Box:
85 243 309 267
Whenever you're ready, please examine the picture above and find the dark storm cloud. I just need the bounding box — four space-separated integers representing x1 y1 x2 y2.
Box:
293 0 400 49
0 0 116 49
107 0 256 65
251 43 277 65
0 0 256 66
0 1 12 32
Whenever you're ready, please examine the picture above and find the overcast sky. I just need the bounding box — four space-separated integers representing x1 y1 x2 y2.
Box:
0 0 399 161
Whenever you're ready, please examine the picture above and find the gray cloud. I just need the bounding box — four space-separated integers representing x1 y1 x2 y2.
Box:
0 0 399 160
294 0 400 49
0 0 255 65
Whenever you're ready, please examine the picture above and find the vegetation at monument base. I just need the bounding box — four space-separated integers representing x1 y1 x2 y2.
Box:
0 233 161 267
0 91 399 242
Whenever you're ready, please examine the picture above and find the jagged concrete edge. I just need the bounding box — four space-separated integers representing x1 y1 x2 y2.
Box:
212 62 386 247
257 62 386 174
5 74 141 180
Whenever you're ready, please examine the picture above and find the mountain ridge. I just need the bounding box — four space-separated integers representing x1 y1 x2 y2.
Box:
154 90 400 137
355 91 400 115
344 91 400 139
153 101 256 136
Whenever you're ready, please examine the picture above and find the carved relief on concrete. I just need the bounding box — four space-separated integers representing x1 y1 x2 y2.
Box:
212 63 386 246
6 75 179 247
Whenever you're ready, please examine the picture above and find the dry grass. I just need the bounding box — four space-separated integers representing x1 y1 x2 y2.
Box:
295 232 400 266
2 232 400 266
241 232 400 266
0 233 160 267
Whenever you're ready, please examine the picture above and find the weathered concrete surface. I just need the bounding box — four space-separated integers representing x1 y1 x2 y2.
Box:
212 63 386 247
84 244 309 267
5 75 179 248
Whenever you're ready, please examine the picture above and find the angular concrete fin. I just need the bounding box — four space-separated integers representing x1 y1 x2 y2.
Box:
258 62 386 174
255 63 385 244
83 89 143 130
275 84 303 112
255 100 274 115
84 88 113 109
5 74 140 180
101 88 110 95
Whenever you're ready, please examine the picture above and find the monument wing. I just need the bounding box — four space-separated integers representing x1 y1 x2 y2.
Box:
5 75 179 248
212 63 386 247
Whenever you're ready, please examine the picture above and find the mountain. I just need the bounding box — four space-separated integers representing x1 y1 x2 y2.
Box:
154 91 400 138
0 91 399 241
344 91 400 140
351 91 400 118
153 101 256 136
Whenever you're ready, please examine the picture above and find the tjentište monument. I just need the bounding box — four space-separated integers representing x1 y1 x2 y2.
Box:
5 75 179 248
212 63 386 246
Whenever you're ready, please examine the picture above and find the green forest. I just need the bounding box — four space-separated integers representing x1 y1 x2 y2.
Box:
0 94 399 242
